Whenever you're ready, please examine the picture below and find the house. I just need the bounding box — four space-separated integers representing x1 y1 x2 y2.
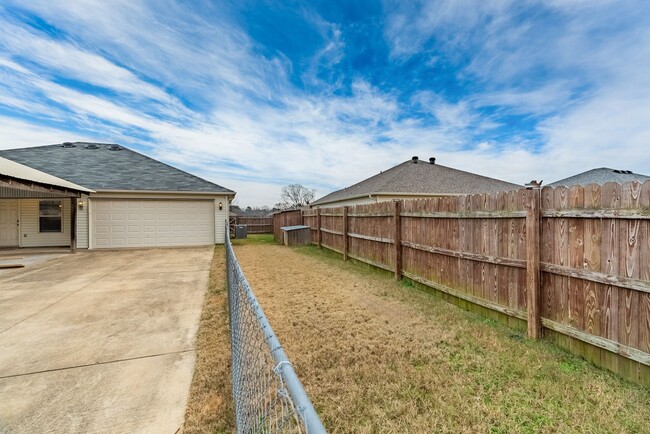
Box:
1 156 93 251
310 156 521 208
0 142 235 249
548 167 650 187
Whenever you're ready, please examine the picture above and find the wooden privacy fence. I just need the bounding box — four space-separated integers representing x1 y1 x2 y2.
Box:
232 216 273 234
278 181 650 386
272 210 303 241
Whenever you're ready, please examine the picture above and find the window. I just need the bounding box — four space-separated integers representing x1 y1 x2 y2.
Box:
39 200 62 232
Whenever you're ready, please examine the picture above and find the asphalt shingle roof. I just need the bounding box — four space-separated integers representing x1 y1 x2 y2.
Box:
548 168 650 187
0 142 235 194
312 157 521 205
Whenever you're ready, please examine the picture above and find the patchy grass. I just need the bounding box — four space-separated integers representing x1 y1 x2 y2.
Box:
183 246 235 434
232 243 650 434
230 233 276 246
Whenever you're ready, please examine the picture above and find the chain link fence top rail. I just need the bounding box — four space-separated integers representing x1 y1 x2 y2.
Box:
226 228 326 434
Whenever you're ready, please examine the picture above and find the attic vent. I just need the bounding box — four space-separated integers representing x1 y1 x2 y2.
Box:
61 142 76 148
108 145 122 151
412 156 419 163
625 170 633 174
429 157 436 164
613 170 621 173
84 144 99 149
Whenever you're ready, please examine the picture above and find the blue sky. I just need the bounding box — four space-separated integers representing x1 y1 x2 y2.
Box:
1 0 649 206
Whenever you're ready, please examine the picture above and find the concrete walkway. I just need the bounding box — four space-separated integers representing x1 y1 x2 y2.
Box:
0 247 213 434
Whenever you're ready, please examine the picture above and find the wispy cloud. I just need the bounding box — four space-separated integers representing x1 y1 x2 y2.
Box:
0 0 649 206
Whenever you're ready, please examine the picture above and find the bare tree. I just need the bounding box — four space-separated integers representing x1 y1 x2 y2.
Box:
280 184 315 209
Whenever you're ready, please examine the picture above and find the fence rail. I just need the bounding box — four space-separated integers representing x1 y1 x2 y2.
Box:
275 180 650 387
231 216 274 234
226 225 326 433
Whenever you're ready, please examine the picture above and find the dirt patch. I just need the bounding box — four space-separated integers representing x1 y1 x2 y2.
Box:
183 246 235 434
233 243 650 433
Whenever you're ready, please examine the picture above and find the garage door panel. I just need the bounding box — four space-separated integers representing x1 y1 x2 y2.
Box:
91 200 214 248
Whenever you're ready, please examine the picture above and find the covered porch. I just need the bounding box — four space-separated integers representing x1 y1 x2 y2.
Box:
1 157 92 253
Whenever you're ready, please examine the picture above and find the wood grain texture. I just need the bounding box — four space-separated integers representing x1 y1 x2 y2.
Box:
394 200 402 280
601 182 622 372
526 188 542 339
541 187 555 320
286 180 650 384
640 182 650 354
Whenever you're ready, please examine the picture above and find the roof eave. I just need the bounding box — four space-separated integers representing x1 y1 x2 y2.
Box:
92 189 236 196
312 191 467 206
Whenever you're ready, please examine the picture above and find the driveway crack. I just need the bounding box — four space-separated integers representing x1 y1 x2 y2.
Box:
0 348 196 380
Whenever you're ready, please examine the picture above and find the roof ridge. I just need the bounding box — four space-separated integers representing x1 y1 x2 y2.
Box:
108 144 235 193
312 158 520 206
0 142 235 194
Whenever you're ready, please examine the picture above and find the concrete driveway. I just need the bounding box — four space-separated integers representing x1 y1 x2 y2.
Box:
0 247 213 434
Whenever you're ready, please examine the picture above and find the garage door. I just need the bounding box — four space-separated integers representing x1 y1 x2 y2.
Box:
91 200 214 248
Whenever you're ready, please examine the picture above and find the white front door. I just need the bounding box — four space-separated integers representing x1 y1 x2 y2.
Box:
0 200 19 247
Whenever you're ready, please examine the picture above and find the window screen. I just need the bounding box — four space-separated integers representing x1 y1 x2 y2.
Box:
39 200 62 232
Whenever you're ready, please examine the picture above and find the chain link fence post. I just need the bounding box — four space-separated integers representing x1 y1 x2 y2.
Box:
226 224 326 433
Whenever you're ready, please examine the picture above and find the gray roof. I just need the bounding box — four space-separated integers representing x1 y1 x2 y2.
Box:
548 168 650 187
0 156 92 193
0 142 235 194
312 157 521 206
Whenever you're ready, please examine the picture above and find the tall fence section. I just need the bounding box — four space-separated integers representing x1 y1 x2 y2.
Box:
230 216 274 234
272 210 303 241
226 229 326 433
276 181 650 387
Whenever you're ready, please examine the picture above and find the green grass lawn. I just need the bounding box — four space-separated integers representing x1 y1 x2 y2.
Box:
229 233 275 246
185 239 650 433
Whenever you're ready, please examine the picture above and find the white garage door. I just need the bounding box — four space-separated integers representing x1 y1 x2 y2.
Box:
92 200 214 248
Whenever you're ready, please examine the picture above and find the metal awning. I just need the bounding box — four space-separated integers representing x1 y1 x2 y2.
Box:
280 225 310 231
0 156 93 198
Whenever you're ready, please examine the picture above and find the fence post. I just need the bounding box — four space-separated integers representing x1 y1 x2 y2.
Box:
317 208 322 248
526 183 542 340
343 206 349 261
394 200 402 280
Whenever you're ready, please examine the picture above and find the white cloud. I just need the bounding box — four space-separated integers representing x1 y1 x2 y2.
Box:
0 116 96 148
1 0 649 208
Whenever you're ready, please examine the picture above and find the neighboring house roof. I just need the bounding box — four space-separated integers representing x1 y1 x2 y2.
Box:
312 157 521 206
548 168 650 187
0 156 93 193
0 142 235 194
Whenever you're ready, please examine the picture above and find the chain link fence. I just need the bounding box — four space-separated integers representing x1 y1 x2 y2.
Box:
226 229 326 434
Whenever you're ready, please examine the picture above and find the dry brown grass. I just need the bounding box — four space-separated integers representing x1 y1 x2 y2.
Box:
231 241 650 434
183 246 235 434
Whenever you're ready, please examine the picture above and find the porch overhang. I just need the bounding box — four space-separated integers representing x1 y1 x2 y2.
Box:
0 175 85 199
0 156 93 199
1 157 94 253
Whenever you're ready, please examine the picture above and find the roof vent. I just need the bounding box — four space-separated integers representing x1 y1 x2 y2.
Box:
61 142 76 148
625 170 633 174
429 157 436 165
84 144 99 149
412 156 419 163
613 169 621 174
108 145 122 151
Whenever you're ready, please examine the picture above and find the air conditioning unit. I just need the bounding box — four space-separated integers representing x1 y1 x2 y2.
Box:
234 225 248 239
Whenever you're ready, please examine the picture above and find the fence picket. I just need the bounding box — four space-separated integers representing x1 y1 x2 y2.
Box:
271 180 650 386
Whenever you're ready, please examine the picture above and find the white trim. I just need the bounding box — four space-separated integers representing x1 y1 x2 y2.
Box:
92 189 235 196
88 197 93 249
17 200 22 248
